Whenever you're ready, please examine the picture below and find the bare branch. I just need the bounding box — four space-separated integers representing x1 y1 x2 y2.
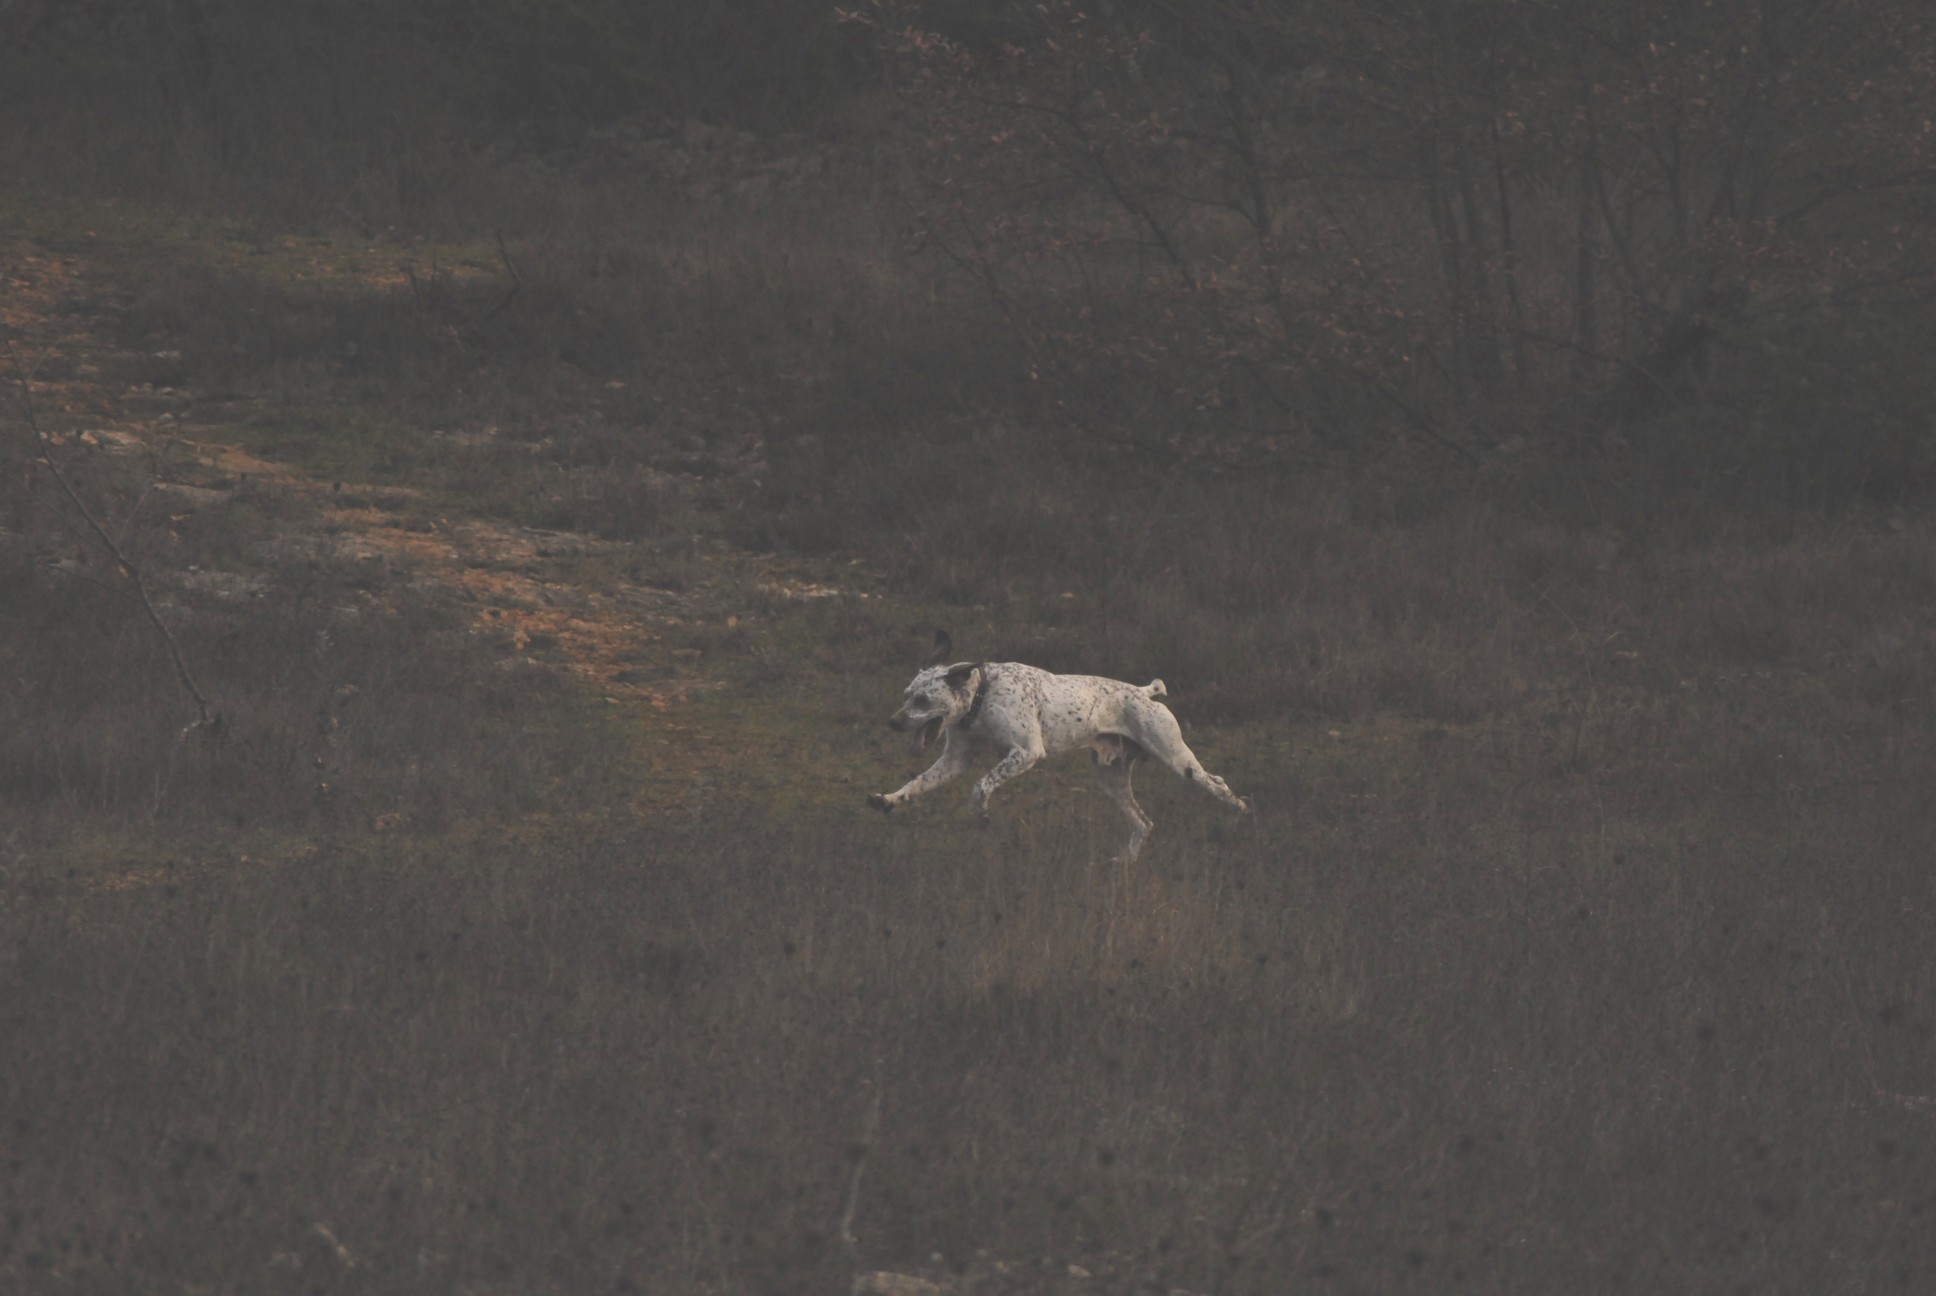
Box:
1367 377 1479 466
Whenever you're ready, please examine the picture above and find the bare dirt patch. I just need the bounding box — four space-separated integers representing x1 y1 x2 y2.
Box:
3 233 836 807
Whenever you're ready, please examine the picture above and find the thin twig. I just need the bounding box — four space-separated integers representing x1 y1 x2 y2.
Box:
486 228 523 320
1366 377 1479 465
838 1070 884 1262
7 340 217 737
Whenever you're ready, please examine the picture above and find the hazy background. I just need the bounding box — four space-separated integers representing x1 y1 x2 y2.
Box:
3 2 1934 1291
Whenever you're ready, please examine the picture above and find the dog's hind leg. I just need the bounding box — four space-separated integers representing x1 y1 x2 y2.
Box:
1130 707 1252 814
1092 740 1153 860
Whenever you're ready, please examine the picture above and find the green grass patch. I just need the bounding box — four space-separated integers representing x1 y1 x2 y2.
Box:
224 404 440 483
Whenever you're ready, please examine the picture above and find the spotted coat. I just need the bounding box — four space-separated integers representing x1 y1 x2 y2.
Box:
868 659 1250 860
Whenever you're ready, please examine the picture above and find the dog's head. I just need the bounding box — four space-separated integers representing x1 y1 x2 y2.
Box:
887 660 982 755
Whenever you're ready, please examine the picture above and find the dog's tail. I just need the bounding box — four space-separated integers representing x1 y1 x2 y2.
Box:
1143 678 1167 700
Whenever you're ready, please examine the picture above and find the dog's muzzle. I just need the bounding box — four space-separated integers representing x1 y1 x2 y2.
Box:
888 710 944 755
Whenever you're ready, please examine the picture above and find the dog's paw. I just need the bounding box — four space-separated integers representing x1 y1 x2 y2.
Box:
867 793 894 813
1235 796 1253 814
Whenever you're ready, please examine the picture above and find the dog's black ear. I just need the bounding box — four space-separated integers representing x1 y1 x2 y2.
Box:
945 662 978 688
925 629 953 666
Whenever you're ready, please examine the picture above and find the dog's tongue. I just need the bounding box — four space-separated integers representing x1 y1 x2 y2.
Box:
913 718 939 756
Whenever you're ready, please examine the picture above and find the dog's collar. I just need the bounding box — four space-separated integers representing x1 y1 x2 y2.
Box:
961 665 990 730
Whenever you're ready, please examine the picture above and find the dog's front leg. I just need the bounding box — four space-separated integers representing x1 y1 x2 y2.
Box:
869 736 971 812
968 744 1042 819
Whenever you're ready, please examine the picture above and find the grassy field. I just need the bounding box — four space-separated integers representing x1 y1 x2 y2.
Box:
4 171 1936 1296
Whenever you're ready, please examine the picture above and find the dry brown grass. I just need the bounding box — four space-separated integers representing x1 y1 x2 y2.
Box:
4 170 1936 1294
8 737 1931 1292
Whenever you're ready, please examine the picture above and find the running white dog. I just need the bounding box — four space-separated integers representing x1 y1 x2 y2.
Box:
868 633 1250 859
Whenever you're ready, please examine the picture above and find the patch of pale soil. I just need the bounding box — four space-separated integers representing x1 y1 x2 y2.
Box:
3 238 750 745
851 1254 1205 1296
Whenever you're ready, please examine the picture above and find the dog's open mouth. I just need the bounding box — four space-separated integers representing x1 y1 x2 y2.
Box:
913 717 944 755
